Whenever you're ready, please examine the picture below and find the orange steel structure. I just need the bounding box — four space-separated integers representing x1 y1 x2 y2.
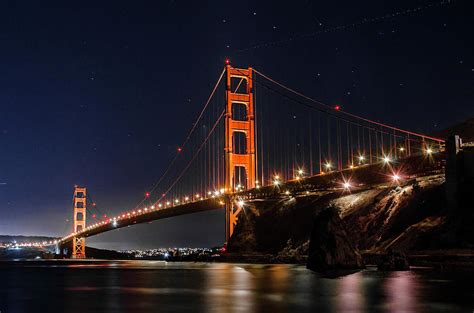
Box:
72 186 86 258
224 65 256 242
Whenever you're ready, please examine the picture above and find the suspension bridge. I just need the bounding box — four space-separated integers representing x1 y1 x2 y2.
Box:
11 62 445 258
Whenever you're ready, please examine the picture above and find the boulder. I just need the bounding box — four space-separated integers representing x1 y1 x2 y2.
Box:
307 207 365 272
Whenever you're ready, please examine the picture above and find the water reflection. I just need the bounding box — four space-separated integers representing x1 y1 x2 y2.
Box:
383 271 419 312
0 262 472 313
337 272 366 312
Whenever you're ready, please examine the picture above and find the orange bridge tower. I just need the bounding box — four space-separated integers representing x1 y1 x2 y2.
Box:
225 64 256 242
72 186 86 258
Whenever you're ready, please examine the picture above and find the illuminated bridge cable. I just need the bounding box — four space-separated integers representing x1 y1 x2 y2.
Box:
252 68 444 143
154 110 225 205
130 68 226 210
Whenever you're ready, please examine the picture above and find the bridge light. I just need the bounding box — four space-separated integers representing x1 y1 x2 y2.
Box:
325 162 332 170
349 164 354 169
237 199 245 207
298 169 304 175
358 155 365 163
166 201 171 206
295 176 301 181
392 174 400 182
138 209 142 213
207 191 212 196
399 147 405 152
274 175 280 180
185 196 189 201
174 199 179 204
273 179 280 186
151 205 155 209
220 188 225 194
425 148 433 155
112 220 118 227
195 194 200 198
219 200 224 205
158 203 163 208
383 156 391 164
284 190 290 195
343 181 352 190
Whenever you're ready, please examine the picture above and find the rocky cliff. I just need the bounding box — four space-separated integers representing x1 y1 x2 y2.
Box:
227 174 473 261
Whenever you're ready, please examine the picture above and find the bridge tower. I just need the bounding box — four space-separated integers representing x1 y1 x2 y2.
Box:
72 186 86 258
225 64 256 242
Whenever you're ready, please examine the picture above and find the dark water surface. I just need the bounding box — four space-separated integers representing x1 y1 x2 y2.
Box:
0 261 472 312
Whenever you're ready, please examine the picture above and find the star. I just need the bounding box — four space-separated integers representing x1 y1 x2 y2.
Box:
253 12 257 16
222 19 226 23
273 26 277 30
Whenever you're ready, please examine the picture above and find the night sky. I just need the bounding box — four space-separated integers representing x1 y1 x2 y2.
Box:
0 1 473 249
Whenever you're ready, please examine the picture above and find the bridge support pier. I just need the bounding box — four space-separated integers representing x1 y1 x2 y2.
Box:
225 197 242 242
224 64 256 243
72 186 87 259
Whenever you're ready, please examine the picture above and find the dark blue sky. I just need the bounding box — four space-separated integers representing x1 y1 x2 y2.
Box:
0 0 472 249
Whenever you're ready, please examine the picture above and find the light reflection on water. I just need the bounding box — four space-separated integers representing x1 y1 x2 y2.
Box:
0 261 472 313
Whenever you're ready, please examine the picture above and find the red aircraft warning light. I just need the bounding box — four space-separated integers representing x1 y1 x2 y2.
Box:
145 192 151 198
334 105 341 111
225 58 230 65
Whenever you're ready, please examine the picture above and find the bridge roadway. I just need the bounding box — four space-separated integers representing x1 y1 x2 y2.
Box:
58 198 223 247
58 152 445 247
